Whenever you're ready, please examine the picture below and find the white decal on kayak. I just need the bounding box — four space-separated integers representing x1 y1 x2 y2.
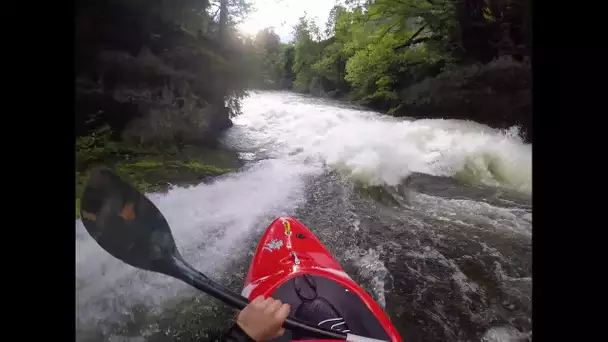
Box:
263 239 284 252
317 317 350 333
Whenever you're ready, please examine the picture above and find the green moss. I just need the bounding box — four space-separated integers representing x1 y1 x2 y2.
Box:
76 127 241 218
168 160 233 175
76 157 236 219
128 160 164 168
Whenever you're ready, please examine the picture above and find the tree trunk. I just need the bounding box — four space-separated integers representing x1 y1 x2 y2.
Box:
219 0 228 40
215 0 230 126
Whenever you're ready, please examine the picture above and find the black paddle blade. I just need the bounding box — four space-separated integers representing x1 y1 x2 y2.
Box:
79 167 179 274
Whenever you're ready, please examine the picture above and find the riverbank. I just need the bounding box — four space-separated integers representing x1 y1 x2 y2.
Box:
75 126 243 218
293 57 532 143
388 58 531 142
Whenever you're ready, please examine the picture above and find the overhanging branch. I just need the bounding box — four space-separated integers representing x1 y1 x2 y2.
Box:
393 37 431 51
393 23 429 51
379 18 406 39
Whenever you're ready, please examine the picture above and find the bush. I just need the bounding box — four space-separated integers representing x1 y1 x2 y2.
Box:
393 57 532 141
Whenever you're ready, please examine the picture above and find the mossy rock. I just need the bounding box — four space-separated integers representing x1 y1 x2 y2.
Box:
76 159 234 219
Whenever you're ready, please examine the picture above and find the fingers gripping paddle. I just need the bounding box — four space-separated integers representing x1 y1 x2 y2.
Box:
79 167 347 341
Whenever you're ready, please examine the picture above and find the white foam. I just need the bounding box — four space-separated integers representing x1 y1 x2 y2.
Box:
482 325 530 342
76 159 322 327
229 92 531 194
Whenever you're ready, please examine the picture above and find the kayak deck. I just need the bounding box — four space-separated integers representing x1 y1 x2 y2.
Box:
270 274 391 341
242 217 402 342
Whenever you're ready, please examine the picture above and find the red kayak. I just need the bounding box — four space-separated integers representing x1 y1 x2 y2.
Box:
242 217 402 342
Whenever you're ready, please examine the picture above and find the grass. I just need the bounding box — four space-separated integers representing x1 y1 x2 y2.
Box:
76 127 239 219
76 158 234 219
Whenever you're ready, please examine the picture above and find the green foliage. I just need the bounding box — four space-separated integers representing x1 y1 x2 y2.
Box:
246 28 286 88
76 0 255 145
76 125 122 168
280 46 297 88
291 15 327 93
247 0 529 113
76 125 179 171
265 1 451 101
114 158 232 194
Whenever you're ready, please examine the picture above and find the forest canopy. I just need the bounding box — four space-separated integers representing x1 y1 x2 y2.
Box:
247 0 531 141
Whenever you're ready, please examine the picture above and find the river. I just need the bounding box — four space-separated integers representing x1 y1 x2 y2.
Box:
76 91 532 342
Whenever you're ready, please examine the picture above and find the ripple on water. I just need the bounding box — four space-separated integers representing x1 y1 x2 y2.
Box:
343 247 392 309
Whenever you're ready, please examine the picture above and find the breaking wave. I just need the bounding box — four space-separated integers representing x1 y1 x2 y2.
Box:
229 92 531 194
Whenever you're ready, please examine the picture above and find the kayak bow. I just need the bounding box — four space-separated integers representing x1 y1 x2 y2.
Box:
243 217 402 342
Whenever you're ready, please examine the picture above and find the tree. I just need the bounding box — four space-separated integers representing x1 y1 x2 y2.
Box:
255 28 281 55
76 0 255 144
280 45 296 89
291 16 326 93
248 28 284 88
244 0 530 129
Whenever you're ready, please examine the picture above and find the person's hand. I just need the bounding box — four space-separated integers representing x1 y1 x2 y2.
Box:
236 296 291 341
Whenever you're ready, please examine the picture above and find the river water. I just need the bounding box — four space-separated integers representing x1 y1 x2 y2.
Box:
76 91 532 342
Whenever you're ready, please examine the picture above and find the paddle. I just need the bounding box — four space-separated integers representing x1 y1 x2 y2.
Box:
79 167 347 341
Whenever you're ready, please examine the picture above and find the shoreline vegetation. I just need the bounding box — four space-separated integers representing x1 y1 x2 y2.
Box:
248 0 531 142
76 125 241 218
75 0 251 218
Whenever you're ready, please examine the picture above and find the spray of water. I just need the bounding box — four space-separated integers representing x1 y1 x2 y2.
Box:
229 91 531 194
76 159 321 329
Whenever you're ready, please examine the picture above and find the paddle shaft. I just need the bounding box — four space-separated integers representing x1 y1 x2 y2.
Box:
171 256 347 340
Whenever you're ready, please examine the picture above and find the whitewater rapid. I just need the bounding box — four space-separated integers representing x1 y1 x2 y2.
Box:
225 91 531 194
76 90 531 341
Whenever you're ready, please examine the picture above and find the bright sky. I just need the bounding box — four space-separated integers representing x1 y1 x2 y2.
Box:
238 0 339 42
